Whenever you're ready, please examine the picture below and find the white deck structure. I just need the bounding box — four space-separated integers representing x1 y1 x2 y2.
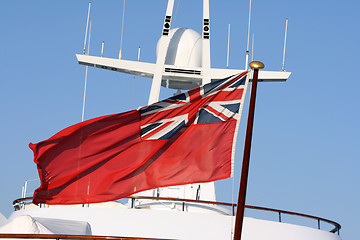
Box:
1 200 341 240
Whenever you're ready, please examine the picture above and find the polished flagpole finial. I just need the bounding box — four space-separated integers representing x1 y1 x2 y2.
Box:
249 61 264 69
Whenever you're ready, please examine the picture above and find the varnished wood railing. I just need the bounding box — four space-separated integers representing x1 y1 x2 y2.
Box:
12 196 341 235
0 234 171 240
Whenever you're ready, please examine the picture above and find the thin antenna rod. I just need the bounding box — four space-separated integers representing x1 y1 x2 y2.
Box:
83 2 91 55
21 186 25 199
245 0 252 70
251 33 254 61
281 18 288 72
101 41 104 57
119 0 126 59
226 24 230 69
137 46 141 62
82 21 92 121
87 21 92 55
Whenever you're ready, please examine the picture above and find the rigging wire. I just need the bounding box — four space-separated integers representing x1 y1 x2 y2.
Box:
82 21 92 122
251 33 254 61
173 0 181 26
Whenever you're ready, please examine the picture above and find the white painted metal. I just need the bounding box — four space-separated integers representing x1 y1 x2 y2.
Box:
76 54 291 90
21 186 24 199
202 0 211 84
22 181 27 198
157 28 202 68
137 46 140 62
21 179 38 199
101 41 104 57
148 0 175 105
7 207 342 240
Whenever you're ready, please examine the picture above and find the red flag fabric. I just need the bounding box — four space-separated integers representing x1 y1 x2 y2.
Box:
30 71 249 205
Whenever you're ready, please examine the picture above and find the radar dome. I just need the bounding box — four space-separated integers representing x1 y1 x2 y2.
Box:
156 28 202 68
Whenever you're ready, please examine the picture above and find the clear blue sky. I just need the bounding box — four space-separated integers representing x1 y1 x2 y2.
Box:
0 0 359 239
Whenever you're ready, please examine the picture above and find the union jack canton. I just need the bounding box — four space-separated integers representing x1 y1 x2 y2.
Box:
139 71 249 141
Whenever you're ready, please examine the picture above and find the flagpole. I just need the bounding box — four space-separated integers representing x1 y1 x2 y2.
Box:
233 61 264 240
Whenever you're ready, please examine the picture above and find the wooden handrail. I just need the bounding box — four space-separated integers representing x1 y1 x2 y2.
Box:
0 234 171 240
12 196 341 234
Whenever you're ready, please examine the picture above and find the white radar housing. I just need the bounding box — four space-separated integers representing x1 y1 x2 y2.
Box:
156 28 202 68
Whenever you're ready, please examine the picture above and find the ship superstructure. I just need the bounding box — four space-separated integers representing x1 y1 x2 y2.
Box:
0 1 342 240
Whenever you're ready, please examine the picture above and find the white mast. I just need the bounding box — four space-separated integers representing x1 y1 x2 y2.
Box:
148 0 175 105
76 0 291 93
202 0 211 84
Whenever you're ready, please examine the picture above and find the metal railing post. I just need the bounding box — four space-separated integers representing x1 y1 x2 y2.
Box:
131 198 135 209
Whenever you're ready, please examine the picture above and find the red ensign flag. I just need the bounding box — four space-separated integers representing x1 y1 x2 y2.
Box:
30 72 249 205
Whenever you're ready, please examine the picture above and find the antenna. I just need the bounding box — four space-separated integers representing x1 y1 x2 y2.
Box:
88 21 92 55
82 20 92 122
101 41 104 57
251 33 254 61
245 0 252 70
83 2 91 55
119 0 126 59
137 46 141 62
226 24 230 69
281 18 288 72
